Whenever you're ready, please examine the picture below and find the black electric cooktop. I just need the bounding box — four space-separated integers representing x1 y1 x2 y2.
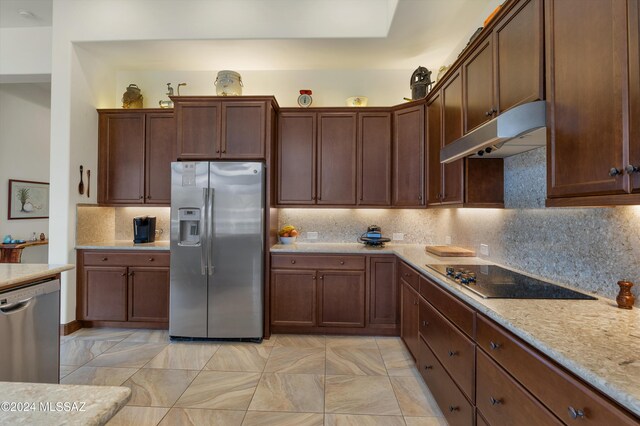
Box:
426 264 597 300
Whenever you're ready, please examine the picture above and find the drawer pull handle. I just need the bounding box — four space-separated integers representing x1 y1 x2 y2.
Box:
490 341 501 350
102 257 108 261
339 260 345 265
424 365 433 370
291 260 296 264
568 406 585 419
448 350 457 357
448 406 459 413
490 397 502 406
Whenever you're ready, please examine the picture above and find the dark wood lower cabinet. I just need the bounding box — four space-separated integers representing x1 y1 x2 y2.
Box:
368 256 397 327
418 337 475 426
77 250 170 328
270 270 317 327
317 271 365 327
400 280 420 359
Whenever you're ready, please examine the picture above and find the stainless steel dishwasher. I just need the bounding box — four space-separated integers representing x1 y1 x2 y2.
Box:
0 277 60 384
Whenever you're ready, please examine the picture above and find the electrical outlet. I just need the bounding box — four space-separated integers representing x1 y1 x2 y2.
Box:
480 243 489 256
445 235 452 244
392 233 404 241
307 231 319 240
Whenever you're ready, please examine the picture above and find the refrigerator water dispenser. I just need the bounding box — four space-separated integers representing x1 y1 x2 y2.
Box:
178 208 201 246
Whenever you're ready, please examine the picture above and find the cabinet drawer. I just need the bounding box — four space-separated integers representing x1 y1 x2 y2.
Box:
477 315 639 425
83 251 170 267
419 275 475 338
418 337 474 426
477 350 562 426
419 299 475 401
398 261 419 290
271 254 365 270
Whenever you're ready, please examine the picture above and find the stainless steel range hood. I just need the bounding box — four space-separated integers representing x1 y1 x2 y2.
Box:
440 101 546 164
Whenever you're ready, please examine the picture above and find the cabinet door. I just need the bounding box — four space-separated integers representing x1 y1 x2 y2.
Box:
546 0 630 197
401 280 420 359
358 112 391 205
128 267 169 322
82 266 127 321
317 270 365 327
221 101 266 159
441 71 465 204
495 0 543 113
271 270 317 326
145 112 175 204
176 100 221 159
464 36 495 132
98 113 145 204
278 113 316 204
630 0 640 193
393 105 425 206
318 113 357 205
369 256 397 326
427 93 444 204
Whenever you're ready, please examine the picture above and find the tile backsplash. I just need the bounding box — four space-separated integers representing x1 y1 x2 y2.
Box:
76 205 170 244
280 148 640 303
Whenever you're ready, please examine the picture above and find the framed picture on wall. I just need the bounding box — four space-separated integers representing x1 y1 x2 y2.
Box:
8 179 50 220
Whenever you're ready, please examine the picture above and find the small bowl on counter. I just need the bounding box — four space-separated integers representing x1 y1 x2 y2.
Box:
279 236 297 245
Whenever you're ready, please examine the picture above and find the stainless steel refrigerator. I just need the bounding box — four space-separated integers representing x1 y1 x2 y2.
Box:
169 161 264 339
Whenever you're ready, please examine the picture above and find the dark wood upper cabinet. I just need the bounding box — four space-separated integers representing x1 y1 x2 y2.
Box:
393 104 425 207
98 109 175 205
277 112 316 204
145 112 176 204
317 113 357 205
221 101 266 159
463 36 495 132
629 0 640 193
495 0 543 113
174 96 274 160
358 112 392 205
546 0 631 201
427 93 443 205
176 100 221 159
317 270 365 327
441 71 464 204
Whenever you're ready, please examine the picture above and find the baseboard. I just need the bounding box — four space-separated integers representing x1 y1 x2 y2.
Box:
60 320 82 336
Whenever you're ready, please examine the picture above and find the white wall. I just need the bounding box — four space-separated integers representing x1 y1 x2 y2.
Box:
0 27 52 82
116 69 413 108
0 83 51 263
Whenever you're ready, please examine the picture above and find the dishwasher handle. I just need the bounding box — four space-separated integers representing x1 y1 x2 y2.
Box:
0 298 33 315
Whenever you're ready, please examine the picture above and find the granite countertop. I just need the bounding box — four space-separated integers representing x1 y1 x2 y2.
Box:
0 264 74 293
0 382 130 425
76 240 170 251
271 243 640 417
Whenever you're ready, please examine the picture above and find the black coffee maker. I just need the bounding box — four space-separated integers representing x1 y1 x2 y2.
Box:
133 216 156 244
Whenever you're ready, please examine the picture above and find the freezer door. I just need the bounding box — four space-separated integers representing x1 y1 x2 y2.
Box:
170 161 210 338
208 162 264 338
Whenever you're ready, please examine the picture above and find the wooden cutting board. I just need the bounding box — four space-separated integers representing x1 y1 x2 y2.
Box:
425 245 476 257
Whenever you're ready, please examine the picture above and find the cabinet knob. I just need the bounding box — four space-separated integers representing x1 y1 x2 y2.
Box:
609 167 622 176
339 260 345 265
148 258 154 262
422 320 428 326
485 110 493 117
626 164 640 174
291 260 296 264
102 257 108 261
121 272 127 277
489 341 501 350
414 299 419 305
139 195 144 199
448 350 457 357
129 271 135 276
216 149 220 153
147 195 152 199
424 365 433 370
490 397 503 406
320 276 324 280
222 150 226 154
448 406 459 413
568 406 585 419
418 195 422 200
312 276 316 280
404 273 410 277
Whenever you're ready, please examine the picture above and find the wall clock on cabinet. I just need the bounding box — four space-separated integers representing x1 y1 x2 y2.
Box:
298 90 313 107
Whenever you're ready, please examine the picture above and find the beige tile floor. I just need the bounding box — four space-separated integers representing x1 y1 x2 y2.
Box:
60 329 447 426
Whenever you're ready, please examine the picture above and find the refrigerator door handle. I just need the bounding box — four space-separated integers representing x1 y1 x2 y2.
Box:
201 187 208 276
208 187 215 275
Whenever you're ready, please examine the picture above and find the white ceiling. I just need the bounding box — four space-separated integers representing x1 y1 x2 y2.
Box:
2 0 500 76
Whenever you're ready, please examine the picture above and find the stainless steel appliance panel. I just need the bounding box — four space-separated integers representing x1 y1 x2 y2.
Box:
170 161 210 338
208 162 264 338
0 278 60 384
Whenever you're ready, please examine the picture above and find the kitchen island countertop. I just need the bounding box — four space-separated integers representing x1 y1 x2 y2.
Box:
76 240 170 251
0 381 130 425
0 264 74 292
271 243 640 417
